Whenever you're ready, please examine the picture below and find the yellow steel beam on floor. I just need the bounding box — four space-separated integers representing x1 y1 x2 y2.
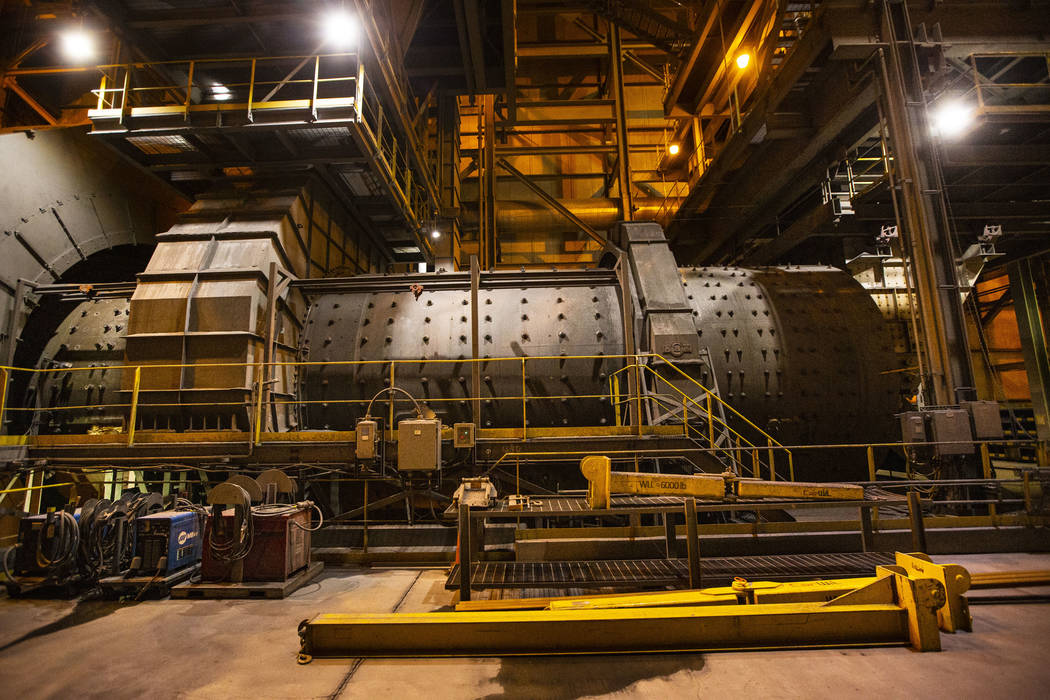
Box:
298 569 949 660
299 603 911 660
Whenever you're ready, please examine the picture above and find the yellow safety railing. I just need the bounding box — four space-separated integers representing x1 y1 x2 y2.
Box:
970 52 1050 116
86 52 435 241
0 354 1045 488
650 354 795 480
611 360 792 480
0 354 655 445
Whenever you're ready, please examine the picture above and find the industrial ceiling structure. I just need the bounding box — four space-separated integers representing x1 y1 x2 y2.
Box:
0 1 1049 694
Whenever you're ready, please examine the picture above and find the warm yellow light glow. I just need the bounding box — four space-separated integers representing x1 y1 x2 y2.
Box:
736 53 751 69
668 143 680 156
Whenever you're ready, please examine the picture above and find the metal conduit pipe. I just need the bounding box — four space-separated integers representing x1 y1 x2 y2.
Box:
461 198 684 236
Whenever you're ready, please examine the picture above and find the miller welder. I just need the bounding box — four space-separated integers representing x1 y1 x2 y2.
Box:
131 510 203 575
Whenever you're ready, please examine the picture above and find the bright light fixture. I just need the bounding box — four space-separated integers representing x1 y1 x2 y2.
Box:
322 9 358 47
430 229 441 239
60 29 95 63
735 52 750 69
930 100 973 139
211 84 232 101
667 143 680 156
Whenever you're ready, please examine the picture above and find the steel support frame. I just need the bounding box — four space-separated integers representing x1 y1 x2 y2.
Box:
878 0 975 407
608 22 634 222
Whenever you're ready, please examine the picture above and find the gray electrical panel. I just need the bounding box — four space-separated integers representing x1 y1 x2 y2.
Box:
928 409 974 455
397 419 442 471
355 419 377 460
962 400 1003 439
900 412 926 444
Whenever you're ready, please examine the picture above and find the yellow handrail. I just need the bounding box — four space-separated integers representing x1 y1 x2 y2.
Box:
650 353 794 478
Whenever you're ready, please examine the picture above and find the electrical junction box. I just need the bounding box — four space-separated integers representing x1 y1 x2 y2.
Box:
356 419 377 460
962 400 1003 439
928 409 974 455
135 510 201 574
899 412 926 444
397 418 442 471
453 422 475 448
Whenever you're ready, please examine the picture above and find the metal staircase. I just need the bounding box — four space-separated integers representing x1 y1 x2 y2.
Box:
641 349 748 476
586 0 693 58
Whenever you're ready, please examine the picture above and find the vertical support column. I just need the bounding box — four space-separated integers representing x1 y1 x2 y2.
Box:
458 502 472 602
261 261 279 433
470 256 481 427
479 94 497 269
907 491 928 553
1009 258 1050 451
877 4 975 406
616 256 640 433
608 23 633 222
685 497 700 588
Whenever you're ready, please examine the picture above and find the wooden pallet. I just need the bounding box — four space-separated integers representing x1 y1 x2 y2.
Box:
170 561 324 600
98 564 200 599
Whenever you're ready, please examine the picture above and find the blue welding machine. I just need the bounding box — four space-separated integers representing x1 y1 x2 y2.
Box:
133 510 202 575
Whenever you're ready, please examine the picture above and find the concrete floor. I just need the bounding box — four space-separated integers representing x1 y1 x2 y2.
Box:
1 553 1049 699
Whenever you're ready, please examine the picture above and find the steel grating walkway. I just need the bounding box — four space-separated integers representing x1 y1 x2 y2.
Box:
446 552 895 590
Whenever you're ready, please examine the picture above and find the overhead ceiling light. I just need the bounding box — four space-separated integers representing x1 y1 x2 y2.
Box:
392 245 420 255
322 9 358 48
60 29 95 63
667 143 680 156
211 84 232 101
430 229 441 239
930 100 973 139
735 52 751 69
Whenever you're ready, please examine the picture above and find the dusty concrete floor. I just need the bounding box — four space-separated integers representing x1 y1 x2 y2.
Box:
1 553 1049 700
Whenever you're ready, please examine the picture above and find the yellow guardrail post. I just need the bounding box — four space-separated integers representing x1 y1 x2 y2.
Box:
788 450 794 481
127 366 141 446
867 445 877 481
247 58 256 122
682 395 688 437
521 357 527 440
0 367 8 435
253 361 265 445
706 391 713 446
184 60 194 121
388 361 396 430
768 437 776 481
612 373 621 427
311 54 320 120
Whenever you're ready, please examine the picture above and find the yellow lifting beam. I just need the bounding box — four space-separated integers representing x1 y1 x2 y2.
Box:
457 553 972 633
580 455 864 509
297 561 958 661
